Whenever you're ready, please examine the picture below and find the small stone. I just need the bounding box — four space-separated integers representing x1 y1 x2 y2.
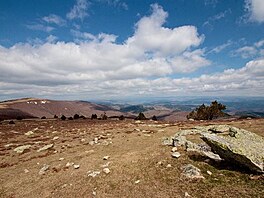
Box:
24 169 29 173
207 170 212 175
103 168 110 174
74 164 80 169
103 156 110 160
92 191 97 196
53 136 59 140
59 158 65 161
89 141 95 146
166 164 172 168
25 131 34 136
37 144 54 152
66 162 74 167
39 164 49 175
14 145 31 154
181 164 204 179
184 192 191 197
171 147 177 152
81 138 86 142
135 180 140 184
88 171 101 177
171 152 181 158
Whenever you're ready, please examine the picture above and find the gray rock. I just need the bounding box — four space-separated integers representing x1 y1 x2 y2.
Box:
39 164 49 175
171 152 181 158
181 164 204 179
37 144 54 152
88 171 101 177
103 168 110 174
162 137 173 146
202 127 264 173
14 145 31 154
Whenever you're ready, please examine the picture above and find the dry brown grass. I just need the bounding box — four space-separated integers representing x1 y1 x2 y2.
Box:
0 118 263 198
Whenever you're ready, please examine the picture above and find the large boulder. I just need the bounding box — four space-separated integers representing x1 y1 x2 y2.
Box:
202 126 264 173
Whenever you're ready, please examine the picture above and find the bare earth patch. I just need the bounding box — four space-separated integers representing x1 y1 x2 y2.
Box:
0 118 263 198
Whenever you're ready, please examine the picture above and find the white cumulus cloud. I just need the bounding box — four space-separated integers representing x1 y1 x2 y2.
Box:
245 0 264 23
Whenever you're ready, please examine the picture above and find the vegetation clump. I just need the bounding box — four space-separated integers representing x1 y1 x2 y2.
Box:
16 116 23 120
187 100 227 120
41 116 46 119
101 112 108 120
135 112 147 120
54 115 58 119
61 115 66 120
91 114 97 120
152 115 158 121
73 114 80 119
119 115 125 120
68 117 73 120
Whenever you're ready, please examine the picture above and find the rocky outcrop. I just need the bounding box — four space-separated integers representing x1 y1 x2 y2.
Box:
171 125 264 173
202 126 264 173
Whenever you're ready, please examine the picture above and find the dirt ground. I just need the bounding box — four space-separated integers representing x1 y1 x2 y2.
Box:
0 118 263 198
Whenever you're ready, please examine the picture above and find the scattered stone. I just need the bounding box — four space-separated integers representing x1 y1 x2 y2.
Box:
85 150 95 154
181 164 204 179
166 164 172 168
207 170 212 175
4 143 14 148
103 156 110 160
73 164 80 169
162 137 173 146
103 168 110 174
24 169 29 173
92 191 97 196
135 180 140 184
25 131 34 136
66 162 74 167
135 120 141 124
184 192 191 197
188 118 195 121
89 141 95 146
59 158 64 161
171 147 177 152
52 136 59 140
14 145 31 154
134 128 141 132
88 171 101 177
81 138 86 142
171 152 181 158
202 126 264 173
39 164 50 175
37 144 54 152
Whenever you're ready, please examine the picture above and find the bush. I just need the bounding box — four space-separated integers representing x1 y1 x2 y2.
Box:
91 114 97 120
68 117 73 120
119 115 125 120
41 116 46 119
61 115 66 120
9 120 15 124
101 112 108 120
73 114 80 119
187 100 226 120
54 115 58 119
152 115 158 121
135 112 147 120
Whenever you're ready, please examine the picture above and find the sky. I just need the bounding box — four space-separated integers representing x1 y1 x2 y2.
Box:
0 0 264 101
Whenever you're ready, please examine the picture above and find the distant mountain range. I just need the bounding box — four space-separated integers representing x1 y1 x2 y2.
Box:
1 97 264 121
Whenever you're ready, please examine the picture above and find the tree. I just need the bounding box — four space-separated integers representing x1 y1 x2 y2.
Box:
152 115 158 121
101 112 108 120
61 115 66 120
119 115 125 120
135 112 147 120
91 114 97 120
187 101 226 120
73 114 80 119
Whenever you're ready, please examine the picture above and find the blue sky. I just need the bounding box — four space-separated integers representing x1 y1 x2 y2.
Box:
0 0 264 100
